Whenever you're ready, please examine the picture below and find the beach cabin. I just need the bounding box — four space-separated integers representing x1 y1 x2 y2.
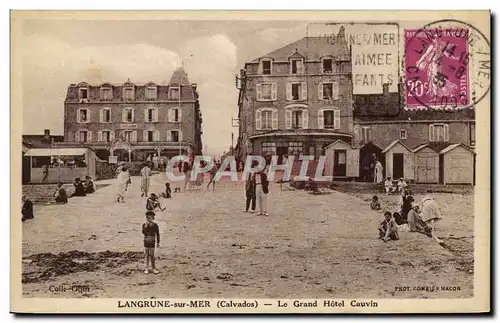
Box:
24 147 98 184
323 140 359 179
439 144 475 185
381 140 415 182
412 144 439 184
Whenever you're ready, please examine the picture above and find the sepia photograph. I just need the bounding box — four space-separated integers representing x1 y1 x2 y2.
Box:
10 10 490 313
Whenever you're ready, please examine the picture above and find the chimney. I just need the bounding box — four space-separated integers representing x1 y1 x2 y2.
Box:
382 83 389 95
337 26 347 45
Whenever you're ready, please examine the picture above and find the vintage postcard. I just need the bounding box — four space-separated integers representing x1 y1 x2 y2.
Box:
11 10 490 313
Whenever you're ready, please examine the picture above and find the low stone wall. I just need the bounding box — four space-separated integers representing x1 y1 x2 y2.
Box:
22 183 110 203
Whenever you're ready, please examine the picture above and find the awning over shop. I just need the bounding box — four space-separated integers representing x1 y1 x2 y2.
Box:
24 148 88 157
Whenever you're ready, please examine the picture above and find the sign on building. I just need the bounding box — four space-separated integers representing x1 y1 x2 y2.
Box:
108 156 118 164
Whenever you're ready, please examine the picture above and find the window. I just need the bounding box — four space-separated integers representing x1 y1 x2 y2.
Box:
170 130 180 142
323 58 333 73
146 86 157 100
79 130 88 142
79 88 88 99
124 131 133 142
77 109 89 123
101 108 111 123
101 130 111 142
147 131 155 142
262 142 276 154
123 88 134 101
169 87 180 100
262 60 271 74
292 111 303 129
291 83 300 100
470 123 475 146
361 126 371 143
123 108 134 123
400 129 407 139
291 59 303 74
319 82 339 100
261 110 273 130
288 142 303 156
256 83 277 101
101 87 112 101
324 111 335 128
429 124 449 142
145 108 158 122
168 108 182 122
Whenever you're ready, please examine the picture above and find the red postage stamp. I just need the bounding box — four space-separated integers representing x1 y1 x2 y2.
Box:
404 28 470 108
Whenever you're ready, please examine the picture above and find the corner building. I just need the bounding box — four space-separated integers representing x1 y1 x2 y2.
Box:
60 67 203 162
237 27 353 160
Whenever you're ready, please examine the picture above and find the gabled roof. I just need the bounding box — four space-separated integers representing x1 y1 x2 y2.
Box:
439 143 475 154
324 139 353 151
169 67 191 86
250 37 350 63
381 139 411 153
412 142 455 153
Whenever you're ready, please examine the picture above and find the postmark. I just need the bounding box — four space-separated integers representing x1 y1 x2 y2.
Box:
404 19 490 109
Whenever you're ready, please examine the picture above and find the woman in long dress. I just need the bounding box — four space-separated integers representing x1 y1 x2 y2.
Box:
374 160 384 183
140 163 152 197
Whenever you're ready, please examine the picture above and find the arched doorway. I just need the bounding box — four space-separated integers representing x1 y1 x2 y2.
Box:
360 142 383 182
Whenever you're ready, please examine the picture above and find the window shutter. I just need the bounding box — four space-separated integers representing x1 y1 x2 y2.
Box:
167 131 172 142
143 130 148 142
87 131 93 142
302 110 309 129
272 110 278 129
131 109 135 122
258 61 263 74
333 82 339 99
286 83 292 101
179 130 183 142
301 82 307 100
77 109 81 123
154 109 158 122
353 125 359 142
318 110 324 129
255 110 262 130
144 108 149 122
443 124 450 141
334 110 341 129
318 83 324 100
132 131 137 142
367 127 372 142
256 84 262 101
154 131 159 142
298 60 303 73
178 109 182 122
110 130 115 142
167 109 172 122
429 125 435 141
99 109 104 123
271 83 277 101
122 110 126 122
75 131 80 142
97 131 103 142
286 110 292 129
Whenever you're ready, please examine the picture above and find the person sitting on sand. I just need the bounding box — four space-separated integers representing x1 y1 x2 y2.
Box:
70 177 86 197
370 195 381 210
159 182 172 199
146 193 166 212
22 195 34 222
392 211 406 225
407 205 432 237
397 178 408 194
379 211 399 242
84 176 95 194
384 177 394 195
53 182 68 204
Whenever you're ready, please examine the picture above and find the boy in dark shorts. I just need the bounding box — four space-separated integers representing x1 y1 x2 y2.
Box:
142 211 160 274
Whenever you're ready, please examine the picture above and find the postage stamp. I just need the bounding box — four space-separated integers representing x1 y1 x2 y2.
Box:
10 10 490 314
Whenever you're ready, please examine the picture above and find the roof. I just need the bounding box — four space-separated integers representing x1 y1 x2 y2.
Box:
439 143 475 154
169 67 191 86
381 139 411 153
249 129 352 139
24 148 88 157
412 142 453 153
250 36 350 63
324 139 353 151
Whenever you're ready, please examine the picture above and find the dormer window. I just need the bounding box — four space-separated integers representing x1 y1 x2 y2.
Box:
146 86 157 101
80 88 88 99
261 60 272 75
290 59 303 74
100 85 113 101
123 87 135 101
169 87 180 100
322 58 334 74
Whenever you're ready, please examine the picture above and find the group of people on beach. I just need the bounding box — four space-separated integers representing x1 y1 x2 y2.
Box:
372 184 444 244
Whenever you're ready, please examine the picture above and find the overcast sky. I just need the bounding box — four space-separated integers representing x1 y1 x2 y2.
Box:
21 19 311 155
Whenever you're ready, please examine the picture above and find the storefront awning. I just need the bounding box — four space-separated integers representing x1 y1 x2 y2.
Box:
24 148 88 157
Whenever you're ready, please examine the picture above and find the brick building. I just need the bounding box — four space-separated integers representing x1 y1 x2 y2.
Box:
59 67 203 162
236 27 354 161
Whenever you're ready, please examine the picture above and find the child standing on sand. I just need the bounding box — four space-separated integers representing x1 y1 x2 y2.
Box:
142 211 160 274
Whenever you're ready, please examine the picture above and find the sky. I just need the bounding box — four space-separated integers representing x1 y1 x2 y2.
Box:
20 19 311 155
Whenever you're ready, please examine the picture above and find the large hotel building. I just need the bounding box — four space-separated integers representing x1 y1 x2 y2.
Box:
58 67 203 162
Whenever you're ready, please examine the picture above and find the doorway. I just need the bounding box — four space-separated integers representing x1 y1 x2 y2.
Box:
277 146 288 164
392 153 404 179
333 150 347 177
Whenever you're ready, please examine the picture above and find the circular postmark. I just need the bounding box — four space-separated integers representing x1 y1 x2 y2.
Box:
404 19 490 109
